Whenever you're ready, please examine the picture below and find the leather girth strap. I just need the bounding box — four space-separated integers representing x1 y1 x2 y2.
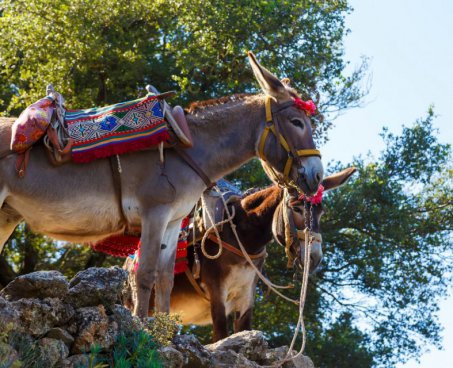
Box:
109 156 140 236
173 146 214 189
184 268 210 301
207 233 267 260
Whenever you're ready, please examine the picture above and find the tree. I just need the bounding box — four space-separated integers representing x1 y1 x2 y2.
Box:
0 0 366 142
251 110 452 367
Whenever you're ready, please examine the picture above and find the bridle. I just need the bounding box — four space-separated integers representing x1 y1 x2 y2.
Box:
257 96 321 192
281 188 323 269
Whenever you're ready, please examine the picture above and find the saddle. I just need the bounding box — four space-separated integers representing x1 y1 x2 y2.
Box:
191 179 242 242
10 84 193 174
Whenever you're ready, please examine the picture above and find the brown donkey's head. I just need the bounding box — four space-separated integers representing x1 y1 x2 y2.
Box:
273 167 357 274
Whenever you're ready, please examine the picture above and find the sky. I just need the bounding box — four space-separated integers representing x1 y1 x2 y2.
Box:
321 0 453 368
321 1 452 367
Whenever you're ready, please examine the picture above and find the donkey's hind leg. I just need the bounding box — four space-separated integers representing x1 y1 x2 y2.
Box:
0 204 22 253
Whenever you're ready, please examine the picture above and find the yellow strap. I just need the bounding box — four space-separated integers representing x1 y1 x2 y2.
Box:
269 125 291 152
265 96 273 122
283 157 293 179
296 149 322 158
258 126 270 160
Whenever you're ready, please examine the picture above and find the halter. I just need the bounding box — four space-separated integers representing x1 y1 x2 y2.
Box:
282 188 323 268
257 96 321 191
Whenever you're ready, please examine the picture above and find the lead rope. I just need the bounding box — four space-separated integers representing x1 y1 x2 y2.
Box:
217 183 313 367
213 186 298 304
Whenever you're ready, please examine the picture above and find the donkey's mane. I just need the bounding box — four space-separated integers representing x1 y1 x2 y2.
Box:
185 93 253 114
239 185 282 217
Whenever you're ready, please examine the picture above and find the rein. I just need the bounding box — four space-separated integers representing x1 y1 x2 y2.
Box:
257 96 321 191
206 232 267 260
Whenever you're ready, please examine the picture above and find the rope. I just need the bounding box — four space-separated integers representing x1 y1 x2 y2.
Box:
214 185 313 367
213 186 298 302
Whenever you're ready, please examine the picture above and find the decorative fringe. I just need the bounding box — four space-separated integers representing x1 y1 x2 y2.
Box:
91 216 191 275
91 234 140 257
72 130 170 164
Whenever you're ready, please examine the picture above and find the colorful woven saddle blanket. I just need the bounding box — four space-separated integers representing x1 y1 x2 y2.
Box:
91 216 191 275
65 95 169 163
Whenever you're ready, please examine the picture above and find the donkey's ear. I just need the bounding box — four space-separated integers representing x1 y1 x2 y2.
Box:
322 167 357 191
248 51 290 101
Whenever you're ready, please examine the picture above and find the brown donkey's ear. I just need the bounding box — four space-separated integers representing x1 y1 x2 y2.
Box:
248 51 290 101
322 167 357 191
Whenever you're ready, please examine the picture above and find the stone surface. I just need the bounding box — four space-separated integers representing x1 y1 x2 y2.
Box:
173 334 214 367
0 296 22 332
11 297 74 336
111 303 142 332
0 271 69 301
66 354 89 367
159 345 185 368
211 349 261 368
205 330 268 362
71 305 118 354
67 267 128 309
38 337 70 367
45 327 75 346
263 346 315 368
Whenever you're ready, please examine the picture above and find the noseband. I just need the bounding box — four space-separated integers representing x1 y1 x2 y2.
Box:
257 96 321 191
282 189 322 268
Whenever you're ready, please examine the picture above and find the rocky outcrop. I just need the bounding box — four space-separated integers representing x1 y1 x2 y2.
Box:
0 267 313 368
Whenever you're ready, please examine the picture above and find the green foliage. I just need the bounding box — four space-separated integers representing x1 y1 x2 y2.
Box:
0 0 366 142
143 313 181 346
251 111 452 367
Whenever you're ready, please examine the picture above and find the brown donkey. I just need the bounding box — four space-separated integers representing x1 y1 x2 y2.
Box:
124 168 356 340
0 53 323 317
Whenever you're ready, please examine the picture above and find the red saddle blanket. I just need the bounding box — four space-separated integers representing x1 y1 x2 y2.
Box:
91 217 190 275
65 95 169 163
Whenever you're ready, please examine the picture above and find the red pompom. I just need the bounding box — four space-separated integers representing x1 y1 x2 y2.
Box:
299 184 324 205
294 97 316 116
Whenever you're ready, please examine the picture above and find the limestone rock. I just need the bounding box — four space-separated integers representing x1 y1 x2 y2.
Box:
205 330 268 362
11 297 74 336
38 337 69 367
0 271 69 301
0 296 22 332
173 334 214 367
263 346 315 368
159 345 185 368
211 349 261 368
67 267 128 309
45 327 75 346
66 354 89 367
72 305 118 354
111 304 142 332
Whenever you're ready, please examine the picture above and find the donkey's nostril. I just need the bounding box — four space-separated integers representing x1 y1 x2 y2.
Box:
315 171 322 183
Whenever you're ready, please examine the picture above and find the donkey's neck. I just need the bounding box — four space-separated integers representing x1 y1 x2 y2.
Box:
185 95 265 182
233 186 283 253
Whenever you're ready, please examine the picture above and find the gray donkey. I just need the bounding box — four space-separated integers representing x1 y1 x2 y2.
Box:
0 53 323 317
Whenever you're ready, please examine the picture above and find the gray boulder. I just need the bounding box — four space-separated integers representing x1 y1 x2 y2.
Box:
173 334 214 367
0 270 69 301
11 297 74 336
159 345 185 368
205 330 268 362
263 346 315 368
38 337 70 367
71 305 118 354
67 267 128 309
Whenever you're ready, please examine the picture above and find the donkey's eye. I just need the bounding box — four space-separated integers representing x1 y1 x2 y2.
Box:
290 118 304 129
292 207 303 213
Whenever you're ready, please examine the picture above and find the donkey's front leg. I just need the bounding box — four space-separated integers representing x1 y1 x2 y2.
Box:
155 220 181 312
134 212 168 318
210 287 229 342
